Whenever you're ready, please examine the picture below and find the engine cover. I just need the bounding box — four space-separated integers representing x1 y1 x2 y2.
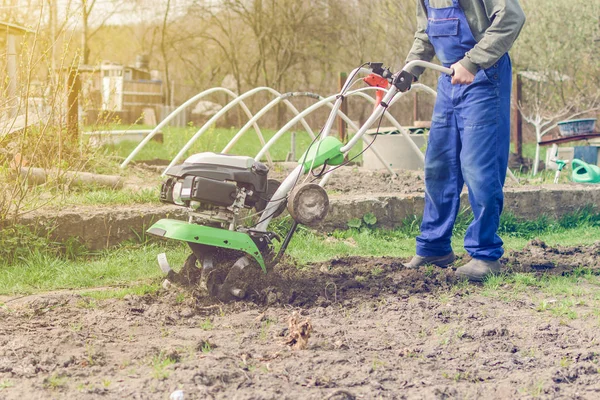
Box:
160 152 269 209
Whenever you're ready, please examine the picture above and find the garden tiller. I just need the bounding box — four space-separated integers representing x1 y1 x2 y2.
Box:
147 61 453 300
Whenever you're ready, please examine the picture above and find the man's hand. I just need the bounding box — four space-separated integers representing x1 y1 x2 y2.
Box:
451 62 475 85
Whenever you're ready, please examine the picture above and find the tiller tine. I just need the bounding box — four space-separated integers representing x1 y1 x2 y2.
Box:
205 256 250 301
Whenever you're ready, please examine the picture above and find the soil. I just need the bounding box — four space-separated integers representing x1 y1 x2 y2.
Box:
2 240 600 399
273 168 430 196
273 166 527 197
132 163 524 198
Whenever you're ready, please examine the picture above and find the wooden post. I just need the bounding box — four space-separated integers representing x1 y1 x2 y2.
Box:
170 79 175 108
413 91 419 123
338 72 348 143
67 68 81 142
512 73 523 158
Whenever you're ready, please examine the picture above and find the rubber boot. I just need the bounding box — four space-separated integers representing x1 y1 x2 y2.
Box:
455 258 501 282
404 252 455 269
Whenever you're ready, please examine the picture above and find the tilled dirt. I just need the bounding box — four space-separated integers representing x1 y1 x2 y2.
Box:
269 165 526 196
1 240 600 399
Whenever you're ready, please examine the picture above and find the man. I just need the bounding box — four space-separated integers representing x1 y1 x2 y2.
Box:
403 0 526 281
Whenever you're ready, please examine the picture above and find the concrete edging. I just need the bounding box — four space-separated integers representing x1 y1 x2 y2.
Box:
15 185 600 250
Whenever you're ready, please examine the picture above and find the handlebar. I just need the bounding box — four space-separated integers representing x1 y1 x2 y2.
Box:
367 61 454 93
402 60 454 76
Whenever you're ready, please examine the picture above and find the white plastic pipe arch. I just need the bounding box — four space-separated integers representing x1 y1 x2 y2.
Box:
219 89 394 174
121 88 242 169
221 92 321 154
120 87 316 170
161 87 321 176
254 85 434 164
222 86 431 158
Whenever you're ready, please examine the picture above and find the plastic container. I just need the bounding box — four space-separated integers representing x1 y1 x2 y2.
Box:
571 159 600 184
557 118 597 136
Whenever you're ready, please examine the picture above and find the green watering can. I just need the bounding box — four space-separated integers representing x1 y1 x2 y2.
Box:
571 159 600 184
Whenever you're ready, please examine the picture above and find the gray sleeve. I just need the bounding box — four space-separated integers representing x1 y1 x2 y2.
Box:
460 0 526 73
404 0 436 78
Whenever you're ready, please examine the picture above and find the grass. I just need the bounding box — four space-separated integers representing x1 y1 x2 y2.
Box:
480 268 600 322
44 374 68 390
150 352 178 380
198 318 214 330
259 317 276 341
200 341 213 353
284 207 600 263
63 187 161 206
79 283 161 300
0 380 13 391
1 209 600 296
98 124 362 164
13 123 366 210
0 241 190 295
16 174 163 213
99 125 553 182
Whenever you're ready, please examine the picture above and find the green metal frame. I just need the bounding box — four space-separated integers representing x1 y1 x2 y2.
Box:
147 219 267 272
298 136 345 173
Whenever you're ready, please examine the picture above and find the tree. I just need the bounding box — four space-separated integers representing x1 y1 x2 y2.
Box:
79 0 120 64
519 87 600 175
160 0 172 105
512 0 600 107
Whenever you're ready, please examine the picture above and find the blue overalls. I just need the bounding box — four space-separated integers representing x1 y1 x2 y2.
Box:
416 0 512 260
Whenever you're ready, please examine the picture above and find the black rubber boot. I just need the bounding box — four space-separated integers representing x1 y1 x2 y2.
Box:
455 258 501 282
404 252 456 269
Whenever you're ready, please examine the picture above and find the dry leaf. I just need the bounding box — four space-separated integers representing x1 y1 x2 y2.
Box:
284 311 313 350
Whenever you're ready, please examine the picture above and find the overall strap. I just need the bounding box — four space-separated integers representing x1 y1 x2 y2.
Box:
424 0 461 10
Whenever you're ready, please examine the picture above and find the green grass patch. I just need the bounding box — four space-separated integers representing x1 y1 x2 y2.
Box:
150 352 178 380
99 125 363 163
1 209 600 295
286 208 600 263
63 187 161 206
0 379 14 391
481 269 600 321
44 374 68 390
0 241 190 295
79 283 161 300
198 318 214 330
18 183 163 213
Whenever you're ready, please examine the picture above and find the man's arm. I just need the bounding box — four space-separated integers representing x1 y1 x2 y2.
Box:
459 0 526 75
404 0 435 78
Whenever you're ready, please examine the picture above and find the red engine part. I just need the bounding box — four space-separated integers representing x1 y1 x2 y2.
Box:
363 74 390 107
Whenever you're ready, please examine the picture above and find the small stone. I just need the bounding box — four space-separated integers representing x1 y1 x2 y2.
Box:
266 292 278 305
179 308 195 318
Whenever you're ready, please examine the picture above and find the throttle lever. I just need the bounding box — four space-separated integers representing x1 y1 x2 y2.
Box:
393 70 415 93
